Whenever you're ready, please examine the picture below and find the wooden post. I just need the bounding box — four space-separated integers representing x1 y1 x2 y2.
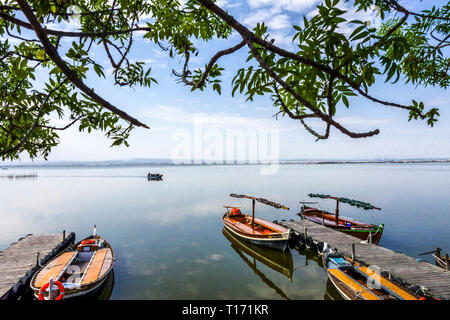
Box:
36 251 40 266
251 199 255 230
62 230 65 241
446 254 449 271
321 216 325 226
335 198 340 225
304 226 308 242
352 243 356 262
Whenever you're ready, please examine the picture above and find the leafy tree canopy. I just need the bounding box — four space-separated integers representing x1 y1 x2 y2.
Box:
0 0 448 160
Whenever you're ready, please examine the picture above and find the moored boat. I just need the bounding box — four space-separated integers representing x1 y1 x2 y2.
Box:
30 226 114 300
300 194 384 244
322 244 420 300
223 193 291 251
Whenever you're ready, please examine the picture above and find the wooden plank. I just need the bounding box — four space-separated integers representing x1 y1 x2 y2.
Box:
357 267 418 300
81 249 108 284
99 250 113 278
34 252 76 288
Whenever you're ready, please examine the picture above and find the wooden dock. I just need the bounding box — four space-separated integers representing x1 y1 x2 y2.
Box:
0 232 74 300
276 219 450 300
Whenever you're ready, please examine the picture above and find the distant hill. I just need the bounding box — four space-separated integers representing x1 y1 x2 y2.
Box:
1 158 450 168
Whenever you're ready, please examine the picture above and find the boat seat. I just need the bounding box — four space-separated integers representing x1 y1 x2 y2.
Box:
34 251 77 288
328 268 382 300
356 267 418 300
80 249 108 284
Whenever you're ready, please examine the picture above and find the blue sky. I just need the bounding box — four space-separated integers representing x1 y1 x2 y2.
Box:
7 0 450 162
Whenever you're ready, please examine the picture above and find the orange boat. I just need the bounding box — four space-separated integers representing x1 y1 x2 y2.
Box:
223 194 291 251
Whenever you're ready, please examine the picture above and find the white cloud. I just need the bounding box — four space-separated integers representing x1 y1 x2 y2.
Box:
143 105 281 130
243 10 292 30
247 0 321 13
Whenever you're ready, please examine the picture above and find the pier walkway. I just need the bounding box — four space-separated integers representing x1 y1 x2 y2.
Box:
0 232 74 299
277 219 450 299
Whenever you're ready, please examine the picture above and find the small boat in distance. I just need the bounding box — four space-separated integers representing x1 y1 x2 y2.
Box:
322 244 420 300
223 193 291 251
30 226 114 300
147 173 163 181
300 193 384 244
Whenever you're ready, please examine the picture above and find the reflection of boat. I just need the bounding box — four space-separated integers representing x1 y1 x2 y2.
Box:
324 278 344 300
300 194 384 244
147 173 163 180
223 193 291 251
223 227 293 280
223 228 292 299
95 269 115 300
323 244 419 300
30 226 115 300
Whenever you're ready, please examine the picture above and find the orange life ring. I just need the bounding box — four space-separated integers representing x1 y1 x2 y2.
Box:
38 281 65 300
81 239 96 245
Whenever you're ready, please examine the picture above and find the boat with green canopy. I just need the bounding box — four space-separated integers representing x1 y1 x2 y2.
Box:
299 193 384 245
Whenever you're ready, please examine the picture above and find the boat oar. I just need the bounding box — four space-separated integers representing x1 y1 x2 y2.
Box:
418 248 441 256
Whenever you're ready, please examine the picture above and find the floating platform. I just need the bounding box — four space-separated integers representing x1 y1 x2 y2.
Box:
0 232 75 300
276 219 450 300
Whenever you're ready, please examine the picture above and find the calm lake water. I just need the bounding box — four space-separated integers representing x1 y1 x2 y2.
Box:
0 163 449 299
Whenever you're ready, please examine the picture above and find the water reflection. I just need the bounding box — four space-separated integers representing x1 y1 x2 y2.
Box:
324 279 343 300
222 227 293 300
290 243 343 300
96 270 115 300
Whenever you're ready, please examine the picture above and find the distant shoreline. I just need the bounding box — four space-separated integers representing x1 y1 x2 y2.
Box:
1 159 450 168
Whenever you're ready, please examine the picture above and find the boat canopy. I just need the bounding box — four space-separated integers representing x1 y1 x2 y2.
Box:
230 193 289 210
308 193 380 211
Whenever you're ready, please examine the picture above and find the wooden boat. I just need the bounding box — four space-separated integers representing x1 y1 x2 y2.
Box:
30 226 114 300
322 244 419 300
300 194 384 244
147 173 163 180
223 193 291 251
419 248 449 270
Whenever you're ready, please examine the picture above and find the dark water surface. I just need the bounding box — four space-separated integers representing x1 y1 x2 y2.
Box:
0 164 449 299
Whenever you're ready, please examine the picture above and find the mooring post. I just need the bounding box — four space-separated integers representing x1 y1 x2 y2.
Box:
446 254 449 271
62 230 65 241
304 226 308 243
36 251 40 266
321 216 324 226
352 243 356 261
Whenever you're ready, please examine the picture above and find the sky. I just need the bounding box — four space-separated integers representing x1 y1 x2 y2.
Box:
4 0 450 163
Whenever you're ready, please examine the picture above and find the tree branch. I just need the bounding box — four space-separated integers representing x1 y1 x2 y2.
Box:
16 0 149 129
179 40 246 88
247 41 379 138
